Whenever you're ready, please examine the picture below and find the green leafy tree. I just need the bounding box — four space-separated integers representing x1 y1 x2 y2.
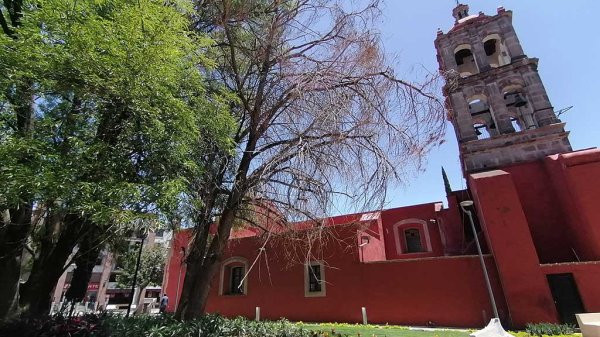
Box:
0 0 234 317
116 243 167 314
116 244 167 291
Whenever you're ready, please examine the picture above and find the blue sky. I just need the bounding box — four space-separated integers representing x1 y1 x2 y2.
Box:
377 0 600 208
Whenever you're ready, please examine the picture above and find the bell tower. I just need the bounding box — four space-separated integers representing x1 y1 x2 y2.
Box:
435 4 572 174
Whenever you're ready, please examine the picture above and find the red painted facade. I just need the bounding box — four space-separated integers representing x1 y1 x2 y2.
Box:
163 149 600 328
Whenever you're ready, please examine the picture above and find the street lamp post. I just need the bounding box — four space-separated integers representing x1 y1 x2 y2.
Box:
126 233 146 317
460 200 499 319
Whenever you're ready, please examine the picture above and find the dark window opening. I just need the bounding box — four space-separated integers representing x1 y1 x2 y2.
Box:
454 49 473 66
95 255 103 266
484 39 497 56
229 266 244 295
404 229 423 253
307 264 322 292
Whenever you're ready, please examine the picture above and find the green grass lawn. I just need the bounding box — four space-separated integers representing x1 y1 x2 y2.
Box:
300 323 470 337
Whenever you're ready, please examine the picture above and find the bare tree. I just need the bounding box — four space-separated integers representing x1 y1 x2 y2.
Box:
176 0 445 320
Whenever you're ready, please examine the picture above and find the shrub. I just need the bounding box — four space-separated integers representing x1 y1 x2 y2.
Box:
0 314 102 337
0 313 319 337
524 322 576 336
95 314 315 337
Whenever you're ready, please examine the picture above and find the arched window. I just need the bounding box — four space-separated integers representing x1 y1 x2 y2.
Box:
454 45 479 77
483 34 511 68
404 229 423 253
392 219 432 255
219 257 248 296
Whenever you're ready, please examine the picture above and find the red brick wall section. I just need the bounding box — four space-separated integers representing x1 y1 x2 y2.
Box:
357 218 386 263
544 150 600 261
541 262 600 313
437 194 468 255
163 227 507 328
380 203 445 260
162 230 192 311
501 161 572 263
468 170 558 327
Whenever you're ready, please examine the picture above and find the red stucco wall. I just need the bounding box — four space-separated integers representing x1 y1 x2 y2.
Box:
380 203 445 260
545 150 600 261
164 225 507 328
541 262 600 313
162 150 600 329
501 162 572 263
469 170 558 327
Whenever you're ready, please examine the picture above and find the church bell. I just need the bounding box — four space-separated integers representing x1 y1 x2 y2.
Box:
513 93 528 107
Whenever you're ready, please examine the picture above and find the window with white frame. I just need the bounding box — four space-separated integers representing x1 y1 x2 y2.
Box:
219 257 248 296
304 262 326 297
393 219 432 255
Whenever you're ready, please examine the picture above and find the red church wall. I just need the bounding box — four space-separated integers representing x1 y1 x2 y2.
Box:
492 149 600 263
469 170 559 327
357 217 386 262
501 162 573 263
545 149 600 261
162 155 600 328
437 192 470 255
164 226 506 328
380 203 445 260
162 230 192 311
541 262 600 314
358 256 507 327
563 162 600 259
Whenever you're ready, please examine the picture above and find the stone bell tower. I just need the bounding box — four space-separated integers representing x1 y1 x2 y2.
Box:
435 4 572 174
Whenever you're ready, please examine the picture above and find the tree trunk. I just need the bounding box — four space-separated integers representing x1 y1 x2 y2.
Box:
64 228 103 303
0 80 35 319
0 205 32 319
134 283 149 315
176 195 244 320
20 214 86 316
178 259 220 320
176 133 257 320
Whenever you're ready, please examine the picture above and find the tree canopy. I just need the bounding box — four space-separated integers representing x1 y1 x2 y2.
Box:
116 244 166 290
1 0 234 225
0 0 234 317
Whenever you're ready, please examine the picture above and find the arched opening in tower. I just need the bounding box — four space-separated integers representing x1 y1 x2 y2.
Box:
510 117 523 132
483 35 511 68
473 123 491 140
454 46 478 77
